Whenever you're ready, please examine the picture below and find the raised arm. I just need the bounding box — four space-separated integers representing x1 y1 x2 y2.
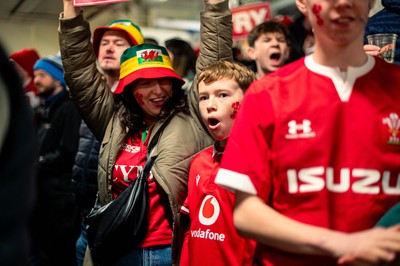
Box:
58 0 115 140
62 0 81 19
196 0 233 73
188 0 233 132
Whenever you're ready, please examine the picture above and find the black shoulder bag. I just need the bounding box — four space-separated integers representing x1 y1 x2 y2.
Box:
86 115 172 265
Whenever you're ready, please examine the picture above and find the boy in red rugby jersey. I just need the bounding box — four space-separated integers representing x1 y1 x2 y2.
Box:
179 2 257 261
180 59 256 266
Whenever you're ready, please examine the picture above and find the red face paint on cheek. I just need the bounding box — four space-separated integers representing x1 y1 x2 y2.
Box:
230 102 240 120
135 92 145 106
312 4 324 26
312 4 321 14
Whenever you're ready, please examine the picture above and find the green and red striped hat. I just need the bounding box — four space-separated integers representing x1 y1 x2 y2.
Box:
93 19 144 57
114 43 184 94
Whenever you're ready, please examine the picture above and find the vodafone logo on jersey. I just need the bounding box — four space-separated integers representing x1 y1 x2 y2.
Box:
199 195 220 225
191 195 226 242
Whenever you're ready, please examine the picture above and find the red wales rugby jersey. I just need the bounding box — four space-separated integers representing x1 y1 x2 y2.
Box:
180 146 255 266
113 130 172 248
216 56 400 266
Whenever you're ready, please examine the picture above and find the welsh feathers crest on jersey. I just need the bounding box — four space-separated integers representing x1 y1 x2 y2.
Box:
382 112 400 145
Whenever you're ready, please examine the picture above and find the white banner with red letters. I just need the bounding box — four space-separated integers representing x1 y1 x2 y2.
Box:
73 0 129 7
231 2 272 40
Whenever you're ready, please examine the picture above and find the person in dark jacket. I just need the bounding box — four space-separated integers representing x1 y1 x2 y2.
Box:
0 41 35 266
364 0 400 64
30 55 81 266
72 122 100 266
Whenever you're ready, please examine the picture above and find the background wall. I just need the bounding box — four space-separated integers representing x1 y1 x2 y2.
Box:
0 3 198 56
0 0 384 57
0 19 60 56
0 2 200 56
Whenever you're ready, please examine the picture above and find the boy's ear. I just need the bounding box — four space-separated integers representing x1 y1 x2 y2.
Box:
247 47 256 61
295 0 308 16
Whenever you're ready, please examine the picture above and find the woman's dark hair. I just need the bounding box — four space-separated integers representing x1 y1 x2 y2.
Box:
114 79 188 137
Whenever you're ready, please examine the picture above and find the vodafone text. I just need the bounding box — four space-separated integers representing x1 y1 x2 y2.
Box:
287 167 400 195
191 228 225 242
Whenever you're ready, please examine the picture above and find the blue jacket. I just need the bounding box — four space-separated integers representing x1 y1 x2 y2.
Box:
72 120 100 216
365 0 400 64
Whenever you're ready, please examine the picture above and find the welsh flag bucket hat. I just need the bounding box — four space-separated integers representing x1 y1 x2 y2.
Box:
114 43 185 94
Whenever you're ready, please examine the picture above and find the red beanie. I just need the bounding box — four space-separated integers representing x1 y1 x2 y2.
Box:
9 48 40 78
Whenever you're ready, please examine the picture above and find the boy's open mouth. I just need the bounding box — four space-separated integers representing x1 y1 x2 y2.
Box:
208 118 220 126
270 52 281 61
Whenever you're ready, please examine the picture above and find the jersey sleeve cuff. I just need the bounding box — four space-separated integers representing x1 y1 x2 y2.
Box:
215 168 257 195
180 205 189 215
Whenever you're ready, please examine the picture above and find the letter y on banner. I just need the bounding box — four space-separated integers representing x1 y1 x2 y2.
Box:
231 2 271 40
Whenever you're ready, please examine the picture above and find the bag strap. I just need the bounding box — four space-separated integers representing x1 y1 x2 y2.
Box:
147 111 174 155
141 111 175 178
141 152 154 178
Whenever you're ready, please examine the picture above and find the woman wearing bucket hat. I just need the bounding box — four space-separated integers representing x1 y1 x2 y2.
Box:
59 0 232 264
71 16 144 266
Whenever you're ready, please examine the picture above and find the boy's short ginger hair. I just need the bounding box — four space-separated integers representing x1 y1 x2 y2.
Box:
248 20 291 48
197 61 256 93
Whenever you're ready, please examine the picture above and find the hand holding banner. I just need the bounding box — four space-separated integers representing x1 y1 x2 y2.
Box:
73 0 130 7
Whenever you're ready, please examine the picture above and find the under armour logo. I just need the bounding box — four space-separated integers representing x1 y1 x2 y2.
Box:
285 119 316 139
